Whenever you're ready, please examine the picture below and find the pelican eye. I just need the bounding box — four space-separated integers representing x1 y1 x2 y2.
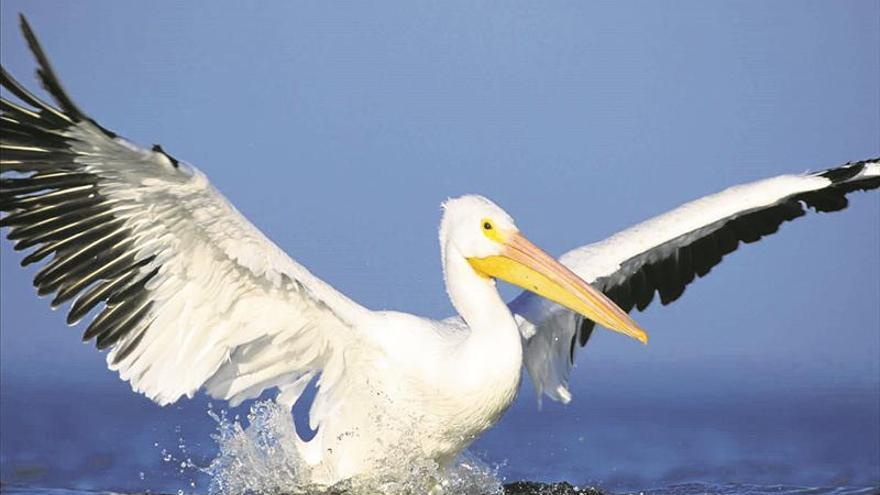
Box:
481 218 503 242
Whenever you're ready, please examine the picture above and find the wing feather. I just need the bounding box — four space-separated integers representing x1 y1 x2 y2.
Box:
510 158 880 403
1 16 367 408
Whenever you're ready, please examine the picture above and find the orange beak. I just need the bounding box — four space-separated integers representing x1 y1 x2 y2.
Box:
469 231 647 344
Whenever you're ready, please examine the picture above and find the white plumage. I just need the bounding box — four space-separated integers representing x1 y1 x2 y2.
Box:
1 15 878 487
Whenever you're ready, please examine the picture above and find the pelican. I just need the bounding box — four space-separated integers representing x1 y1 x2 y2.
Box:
1 16 878 487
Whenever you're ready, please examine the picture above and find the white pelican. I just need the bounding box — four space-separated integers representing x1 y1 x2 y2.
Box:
1 16 878 486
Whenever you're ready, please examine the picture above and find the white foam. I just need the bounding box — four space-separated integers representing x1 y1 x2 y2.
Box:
202 400 505 495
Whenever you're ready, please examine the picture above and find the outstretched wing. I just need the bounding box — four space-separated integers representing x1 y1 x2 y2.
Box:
1 16 369 407
510 158 879 403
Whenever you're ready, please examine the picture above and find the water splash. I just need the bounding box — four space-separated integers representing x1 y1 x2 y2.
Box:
153 423 201 493
202 400 505 495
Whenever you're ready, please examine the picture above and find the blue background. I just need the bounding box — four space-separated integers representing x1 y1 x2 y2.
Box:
1 1 878 492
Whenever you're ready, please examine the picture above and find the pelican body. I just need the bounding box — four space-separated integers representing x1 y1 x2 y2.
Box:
1 15 877 487
255 195 644 482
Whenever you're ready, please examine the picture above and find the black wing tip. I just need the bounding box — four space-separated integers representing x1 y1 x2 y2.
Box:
818 157 880 183
805 157 880 211
3 13 118 138
18 13 35 40
17 13 87 122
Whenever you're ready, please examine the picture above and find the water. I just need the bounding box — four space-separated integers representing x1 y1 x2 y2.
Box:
1 372 878 495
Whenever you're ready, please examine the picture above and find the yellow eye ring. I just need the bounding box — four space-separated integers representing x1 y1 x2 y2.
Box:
481 218 504 242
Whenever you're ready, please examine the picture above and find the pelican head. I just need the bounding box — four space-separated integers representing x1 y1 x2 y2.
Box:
441 195 647 344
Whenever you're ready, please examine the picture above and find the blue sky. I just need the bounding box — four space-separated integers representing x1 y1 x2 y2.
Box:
1 1 878 487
